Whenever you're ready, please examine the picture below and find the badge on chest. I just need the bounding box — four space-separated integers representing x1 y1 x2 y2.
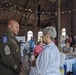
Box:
16 49 19 52
12 40 17 44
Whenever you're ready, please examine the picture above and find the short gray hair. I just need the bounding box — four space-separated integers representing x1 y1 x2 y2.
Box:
43 26 57 40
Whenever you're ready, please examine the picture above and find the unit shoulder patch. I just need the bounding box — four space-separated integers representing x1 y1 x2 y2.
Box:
2 35 8 43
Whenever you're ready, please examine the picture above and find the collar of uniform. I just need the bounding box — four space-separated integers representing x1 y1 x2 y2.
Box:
10 33 14 37
6 29 14 36
7 30 18 42
11 35 18 43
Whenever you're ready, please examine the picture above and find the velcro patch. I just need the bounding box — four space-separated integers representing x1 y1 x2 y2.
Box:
2 36 8 43
4 45 10 55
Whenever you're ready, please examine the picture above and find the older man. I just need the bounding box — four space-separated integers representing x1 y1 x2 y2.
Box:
29 26 60 75
0 20 24 75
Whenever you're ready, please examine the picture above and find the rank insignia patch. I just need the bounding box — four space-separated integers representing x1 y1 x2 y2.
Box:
4 45 10 55
2 36 8 43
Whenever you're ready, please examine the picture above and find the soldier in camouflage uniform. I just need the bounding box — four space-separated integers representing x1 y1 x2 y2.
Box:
0 20 24 75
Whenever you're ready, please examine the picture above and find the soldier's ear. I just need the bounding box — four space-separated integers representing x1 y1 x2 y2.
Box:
8 24 11 29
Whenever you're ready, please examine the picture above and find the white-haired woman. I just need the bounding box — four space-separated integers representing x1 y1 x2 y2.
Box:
29 26 61 75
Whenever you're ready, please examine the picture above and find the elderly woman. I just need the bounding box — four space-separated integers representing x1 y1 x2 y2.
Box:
29 26 61 75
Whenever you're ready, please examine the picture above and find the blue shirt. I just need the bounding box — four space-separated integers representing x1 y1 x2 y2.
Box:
29 39 35 48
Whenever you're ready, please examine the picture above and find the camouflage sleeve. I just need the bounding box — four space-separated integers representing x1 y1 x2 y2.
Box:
0 35 21 74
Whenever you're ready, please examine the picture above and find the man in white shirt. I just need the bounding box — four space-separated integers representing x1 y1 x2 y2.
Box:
29 26 61 75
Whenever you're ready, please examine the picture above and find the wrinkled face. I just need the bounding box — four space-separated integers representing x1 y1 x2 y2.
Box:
42 34 48 44
9 23 20 35
42 33 51 44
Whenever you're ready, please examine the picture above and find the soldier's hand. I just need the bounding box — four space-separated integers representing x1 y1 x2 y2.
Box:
21 64 25 72
30 60 36 67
